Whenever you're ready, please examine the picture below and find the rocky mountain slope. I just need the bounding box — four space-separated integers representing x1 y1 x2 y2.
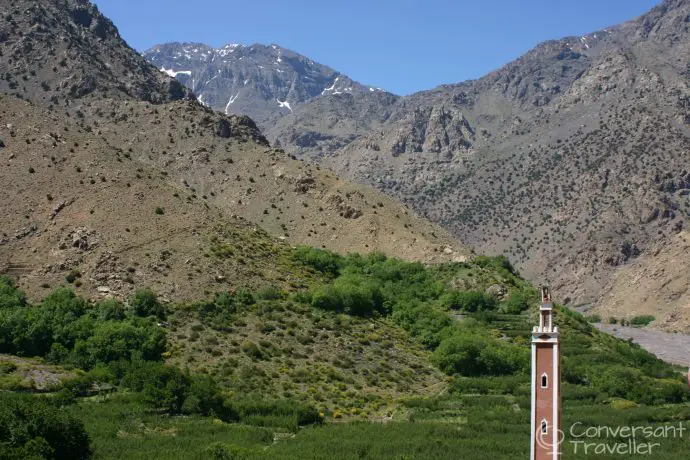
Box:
323 0 690 323
594 230 690 332
0 0 468 301
143 42 400 160
0 0 186 104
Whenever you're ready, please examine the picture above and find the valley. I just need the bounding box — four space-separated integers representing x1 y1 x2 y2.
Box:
0 0 689 458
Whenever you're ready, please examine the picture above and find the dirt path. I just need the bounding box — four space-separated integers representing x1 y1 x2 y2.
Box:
595 324 690 368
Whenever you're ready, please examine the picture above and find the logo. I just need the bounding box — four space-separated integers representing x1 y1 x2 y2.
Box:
534 423 685 456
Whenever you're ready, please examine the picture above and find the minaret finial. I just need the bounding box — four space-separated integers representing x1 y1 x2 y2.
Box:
541 286 551 304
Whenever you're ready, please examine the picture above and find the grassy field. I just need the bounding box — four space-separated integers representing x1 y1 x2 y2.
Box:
67 392 690 459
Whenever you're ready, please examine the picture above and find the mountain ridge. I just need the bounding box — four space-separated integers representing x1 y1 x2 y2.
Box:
142 41 400 160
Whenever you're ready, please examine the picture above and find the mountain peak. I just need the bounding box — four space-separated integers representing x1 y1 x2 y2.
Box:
143 41 390 125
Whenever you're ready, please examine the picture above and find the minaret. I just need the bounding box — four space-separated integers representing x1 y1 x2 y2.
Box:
530 286 561 460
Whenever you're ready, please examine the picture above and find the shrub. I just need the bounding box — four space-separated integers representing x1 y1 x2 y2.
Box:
155 207 165 215
586 314 602 323
204 443 256 460
255 285 283 301
609 399 638 410
234 287 255 306
214 292 237 312
630 315 655 327
241 341 264 360
65 270 81 284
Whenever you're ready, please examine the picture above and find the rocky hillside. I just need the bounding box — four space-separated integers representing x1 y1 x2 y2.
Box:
143 42 400 160
0 0 468 301
594 230 690 332
0 0 186 104
323 0 690 321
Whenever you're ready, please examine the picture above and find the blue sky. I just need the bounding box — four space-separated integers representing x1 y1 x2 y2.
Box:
93 0 660 95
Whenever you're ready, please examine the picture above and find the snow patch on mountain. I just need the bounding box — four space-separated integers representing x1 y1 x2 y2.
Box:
322 77 340 95
277 99 292 111
161 67 192 78
225 92 240 114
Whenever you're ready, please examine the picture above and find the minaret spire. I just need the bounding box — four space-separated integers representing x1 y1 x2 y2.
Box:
530 286 561 460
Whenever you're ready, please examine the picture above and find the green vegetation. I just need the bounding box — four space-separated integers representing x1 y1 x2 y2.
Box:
631 314 656 327
0 248 689 459
585 313 602 323
0 392 91 459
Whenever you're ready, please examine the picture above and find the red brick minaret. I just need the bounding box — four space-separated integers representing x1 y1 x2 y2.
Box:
530 286 561 460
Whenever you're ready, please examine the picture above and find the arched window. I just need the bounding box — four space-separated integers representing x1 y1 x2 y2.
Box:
541 419 548 435
541 373 548 388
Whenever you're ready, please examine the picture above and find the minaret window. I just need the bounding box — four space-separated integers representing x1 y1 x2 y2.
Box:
541 373 548 388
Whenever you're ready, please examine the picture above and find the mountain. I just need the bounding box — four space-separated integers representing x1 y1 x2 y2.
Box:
142 0 690 327
323 0 690 323
143 42 400 160
0 0 468 302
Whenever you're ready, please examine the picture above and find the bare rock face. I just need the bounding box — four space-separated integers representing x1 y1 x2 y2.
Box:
65 227 98 252
294 176 316 193
486 284 508 300
216 119 231 138
327 194 363 220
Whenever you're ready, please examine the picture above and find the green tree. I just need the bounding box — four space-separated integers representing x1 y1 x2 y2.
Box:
293 246 343 276
130 289 165 319
0 276 26 309
500 290 535 314
439 290 497 312
311 274 384 316
70 319 166 369
0 393 92 459
122 362 190 413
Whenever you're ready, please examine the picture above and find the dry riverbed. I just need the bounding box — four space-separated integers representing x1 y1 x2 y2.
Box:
595 324 690 368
